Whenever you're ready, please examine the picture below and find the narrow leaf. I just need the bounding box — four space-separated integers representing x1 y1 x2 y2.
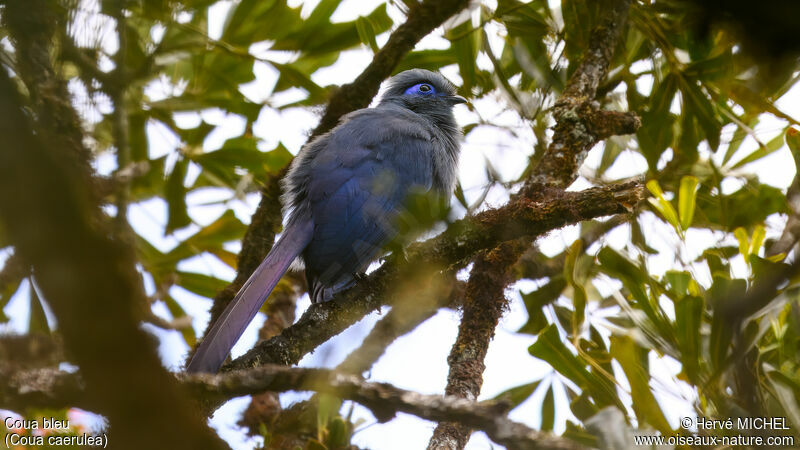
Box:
610 336 672 434
541 384 555 431
646 180 680 231
678 175 699 231
355 16 379 53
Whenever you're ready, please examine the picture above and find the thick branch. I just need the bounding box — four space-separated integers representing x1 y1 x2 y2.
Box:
428 240 527 449
0 334 63 370
184 366 586 450
527 0 635 188
2 363 585 449
0 367 88 412
224 182 644 373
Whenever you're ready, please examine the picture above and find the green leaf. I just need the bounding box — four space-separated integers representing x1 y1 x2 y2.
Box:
683 50 733 81
222 0 301 46
176 271 230 299
695 179 788 230
316 393 342 439
721 116 757 166
734 227 750 257
271 3 392 56
165 158 192 234
766 371 800 431
675 295 703 383
518 277 566 335
728 83 800 127
646 180 681 233
597 248 675 345
271 62 327 101
130 155 167 202
163 294 196 346
564 240 586 333
396 49 460 73
637 111 676 169
750 224 766 255
446 20 480 93
679 77 721 150
562 421 599 448
787 127 800 160
192 139 292 188
609 336 672 434
597 137 625 177
562 0 601 66
529 325 591 387
490 379 542 410
678 175 699 231
327 417 349 447
731 127 789 169
529 326 620 408
541 384 555 432
708 277 746 370
355 16 379 54
664 270 691 298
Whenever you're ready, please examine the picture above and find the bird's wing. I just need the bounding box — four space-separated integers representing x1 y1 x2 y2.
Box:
303 112 435 301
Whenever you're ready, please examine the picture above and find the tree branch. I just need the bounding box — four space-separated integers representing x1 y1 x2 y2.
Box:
223 181 644 375
0 367 88 412
527 0 635 188
183 366 587 450
428 240 527 449
2 363 587 449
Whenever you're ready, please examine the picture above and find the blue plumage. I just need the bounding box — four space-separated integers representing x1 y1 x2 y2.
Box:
187 69 464 373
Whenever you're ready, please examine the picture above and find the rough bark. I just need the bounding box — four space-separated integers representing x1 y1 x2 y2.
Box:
182 366 588 450
428 240 527 449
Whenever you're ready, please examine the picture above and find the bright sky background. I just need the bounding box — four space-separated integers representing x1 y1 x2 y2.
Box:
2 0 800 449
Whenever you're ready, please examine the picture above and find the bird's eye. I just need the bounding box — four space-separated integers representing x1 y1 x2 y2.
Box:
403 83 437 96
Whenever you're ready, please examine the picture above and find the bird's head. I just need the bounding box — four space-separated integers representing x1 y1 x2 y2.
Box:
380 69 467 116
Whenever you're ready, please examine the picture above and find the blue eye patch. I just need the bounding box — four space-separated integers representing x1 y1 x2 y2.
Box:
404 83 437 96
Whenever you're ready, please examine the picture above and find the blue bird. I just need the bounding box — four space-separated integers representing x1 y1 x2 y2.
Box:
187 69 465 373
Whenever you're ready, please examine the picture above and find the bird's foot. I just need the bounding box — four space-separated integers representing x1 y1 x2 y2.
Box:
353 272 369 283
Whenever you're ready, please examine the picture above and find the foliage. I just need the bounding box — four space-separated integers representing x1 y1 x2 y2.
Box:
2 0 800 448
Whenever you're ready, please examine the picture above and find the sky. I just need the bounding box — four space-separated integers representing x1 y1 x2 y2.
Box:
2 0 800 449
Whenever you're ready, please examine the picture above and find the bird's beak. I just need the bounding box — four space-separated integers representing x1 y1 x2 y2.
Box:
448 95 467 105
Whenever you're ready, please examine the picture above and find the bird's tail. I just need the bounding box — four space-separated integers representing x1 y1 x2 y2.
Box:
186 218 313 373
